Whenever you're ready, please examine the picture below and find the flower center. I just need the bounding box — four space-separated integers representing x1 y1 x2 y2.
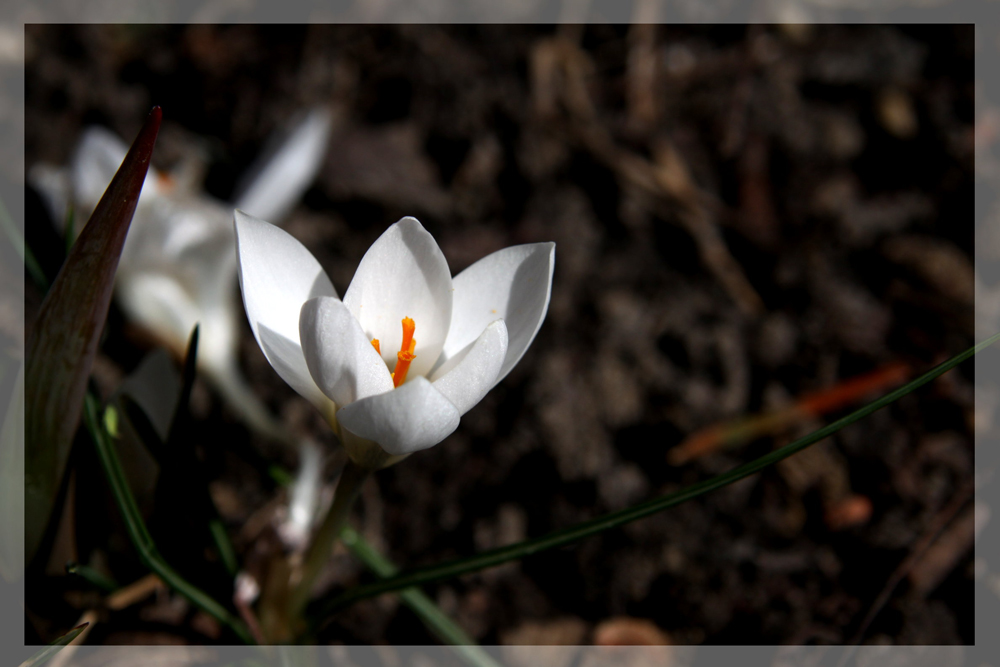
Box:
371 317 416 388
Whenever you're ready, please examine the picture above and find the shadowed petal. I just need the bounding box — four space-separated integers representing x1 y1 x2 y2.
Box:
343 217 452 379
233 107 335 223
336 377 460 456
234 209 337 407
431 319 508 415
299 296 394 406
116 272 208 358
437 243 554 384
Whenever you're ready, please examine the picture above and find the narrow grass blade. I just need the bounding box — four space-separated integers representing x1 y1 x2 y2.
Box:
66 562 118 593
340 527 502 667
84 392 253 644
19 623 88 667
209 520 240 577
24 108 162 563
322 333 998 612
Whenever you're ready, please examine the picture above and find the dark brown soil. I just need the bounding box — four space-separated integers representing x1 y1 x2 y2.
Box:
24 24 975 647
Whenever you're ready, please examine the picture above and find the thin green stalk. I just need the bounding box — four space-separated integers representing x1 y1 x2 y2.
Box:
210 519 240 576
84 393 254 644
322 333 998 613
341 527 502 667
269 464 294 487
66 562 119 593
290 459 370 616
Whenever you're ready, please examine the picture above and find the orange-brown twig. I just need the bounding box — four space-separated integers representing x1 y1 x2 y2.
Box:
669 361 912 465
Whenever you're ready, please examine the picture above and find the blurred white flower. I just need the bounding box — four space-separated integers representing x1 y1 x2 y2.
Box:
28 108 334 440
235 211 554 469
279 438 324 550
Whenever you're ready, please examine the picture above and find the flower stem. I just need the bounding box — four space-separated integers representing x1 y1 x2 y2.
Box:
290 459 370 617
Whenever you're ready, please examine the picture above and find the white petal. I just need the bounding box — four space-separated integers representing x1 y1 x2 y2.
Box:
27 164 71 232
155 197 233 264
119 196 235 283
70 126 163 210
431 319 508 415
336 377 460 456
437 243 554 384
115 272 204 358
280 438 324 549
233 107 335 223
116 200 242 375
299 296 393 406
234 209 337 406
117 348 181 443
343 217 453 379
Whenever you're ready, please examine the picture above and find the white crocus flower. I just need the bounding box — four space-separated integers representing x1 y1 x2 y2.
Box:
28 109 333 441
235 211 555 469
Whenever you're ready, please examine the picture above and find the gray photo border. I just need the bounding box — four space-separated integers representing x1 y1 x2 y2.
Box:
1 2 993 666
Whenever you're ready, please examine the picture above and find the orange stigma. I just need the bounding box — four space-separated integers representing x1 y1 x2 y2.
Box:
391 317 417 387
371 338 380 355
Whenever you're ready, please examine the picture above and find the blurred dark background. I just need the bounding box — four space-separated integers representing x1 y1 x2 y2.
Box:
24 24 975 646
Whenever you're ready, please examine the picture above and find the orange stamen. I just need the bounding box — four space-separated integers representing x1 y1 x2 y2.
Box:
392 318 417 387
371 339 381 355
400 317 415 355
